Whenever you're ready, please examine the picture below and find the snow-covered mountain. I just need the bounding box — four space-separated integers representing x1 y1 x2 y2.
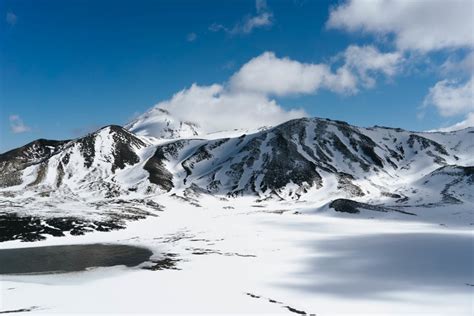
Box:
1 115 473 238
0 125 149 197
2 116 473 202
2 115 473 314
125 108 200 140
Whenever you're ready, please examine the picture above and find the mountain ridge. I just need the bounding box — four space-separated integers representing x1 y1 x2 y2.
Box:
1 116 472 198
1 115 472 241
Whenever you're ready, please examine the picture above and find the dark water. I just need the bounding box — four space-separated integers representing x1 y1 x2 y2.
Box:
0 244 153 274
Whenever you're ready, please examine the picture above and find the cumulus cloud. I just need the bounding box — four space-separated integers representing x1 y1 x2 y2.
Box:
341 45 402 88
423 77 474 131
230 46 401 95
327 0 474 131
423 77 474 117
157 84 307 132
9 115 31 133
327 0 474 52
230 52 344 95
6 11 17 26
139 47 403 133
210 0 273 35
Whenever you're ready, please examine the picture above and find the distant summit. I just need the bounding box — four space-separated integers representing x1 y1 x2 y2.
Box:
125 108 200 140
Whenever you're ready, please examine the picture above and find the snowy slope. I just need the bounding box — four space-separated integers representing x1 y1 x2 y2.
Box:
1 118 473 205
1 116 473 315
144 118 473 204
125 108 200 140
0 125 151 197
0 116 473 236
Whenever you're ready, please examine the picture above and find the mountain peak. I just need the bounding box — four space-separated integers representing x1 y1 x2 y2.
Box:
125 107 201 140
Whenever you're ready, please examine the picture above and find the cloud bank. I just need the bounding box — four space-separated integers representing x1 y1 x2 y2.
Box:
158 84 306 132
327 0 474 52
230 46 402 96
145 46 402 133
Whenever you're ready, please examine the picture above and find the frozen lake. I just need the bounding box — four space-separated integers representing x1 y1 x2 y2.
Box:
0 244 152 274
1 203 473 314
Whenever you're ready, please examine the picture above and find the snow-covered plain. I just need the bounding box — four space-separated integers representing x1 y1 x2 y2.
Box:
1 194 473 315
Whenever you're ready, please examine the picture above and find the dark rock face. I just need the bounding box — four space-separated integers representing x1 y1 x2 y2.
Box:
0 118 471 202
0 198 160 242
0 125 146 189
463 166 474 180
0 139 68 187
0 213 126 242
108 125 146 172
144 147 174 191
329 199 362 213
408 134 448 155
77 133 96 168
332 120 384 169
77 125 147 171
329 198 415 215
182 144 213 184
337 173 365 197
261 131 322 193
137 117 468 198
0 139 67 163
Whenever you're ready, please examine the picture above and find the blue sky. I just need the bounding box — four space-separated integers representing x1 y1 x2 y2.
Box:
1 0 473 152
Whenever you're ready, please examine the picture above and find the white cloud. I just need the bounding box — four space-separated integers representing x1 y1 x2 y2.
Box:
434 112 474 132
9 115 31 133
230 47 401 96
6 11 17 26
186 32 197 42
238 12 272 34
157 84 307 133
230 52 342 95
423 77 474 132
327 0 474 52
209 0 273 35
342 45 402 88
326 0 474 131
423 77 474 117
143 47 403 133
322 66 359 95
